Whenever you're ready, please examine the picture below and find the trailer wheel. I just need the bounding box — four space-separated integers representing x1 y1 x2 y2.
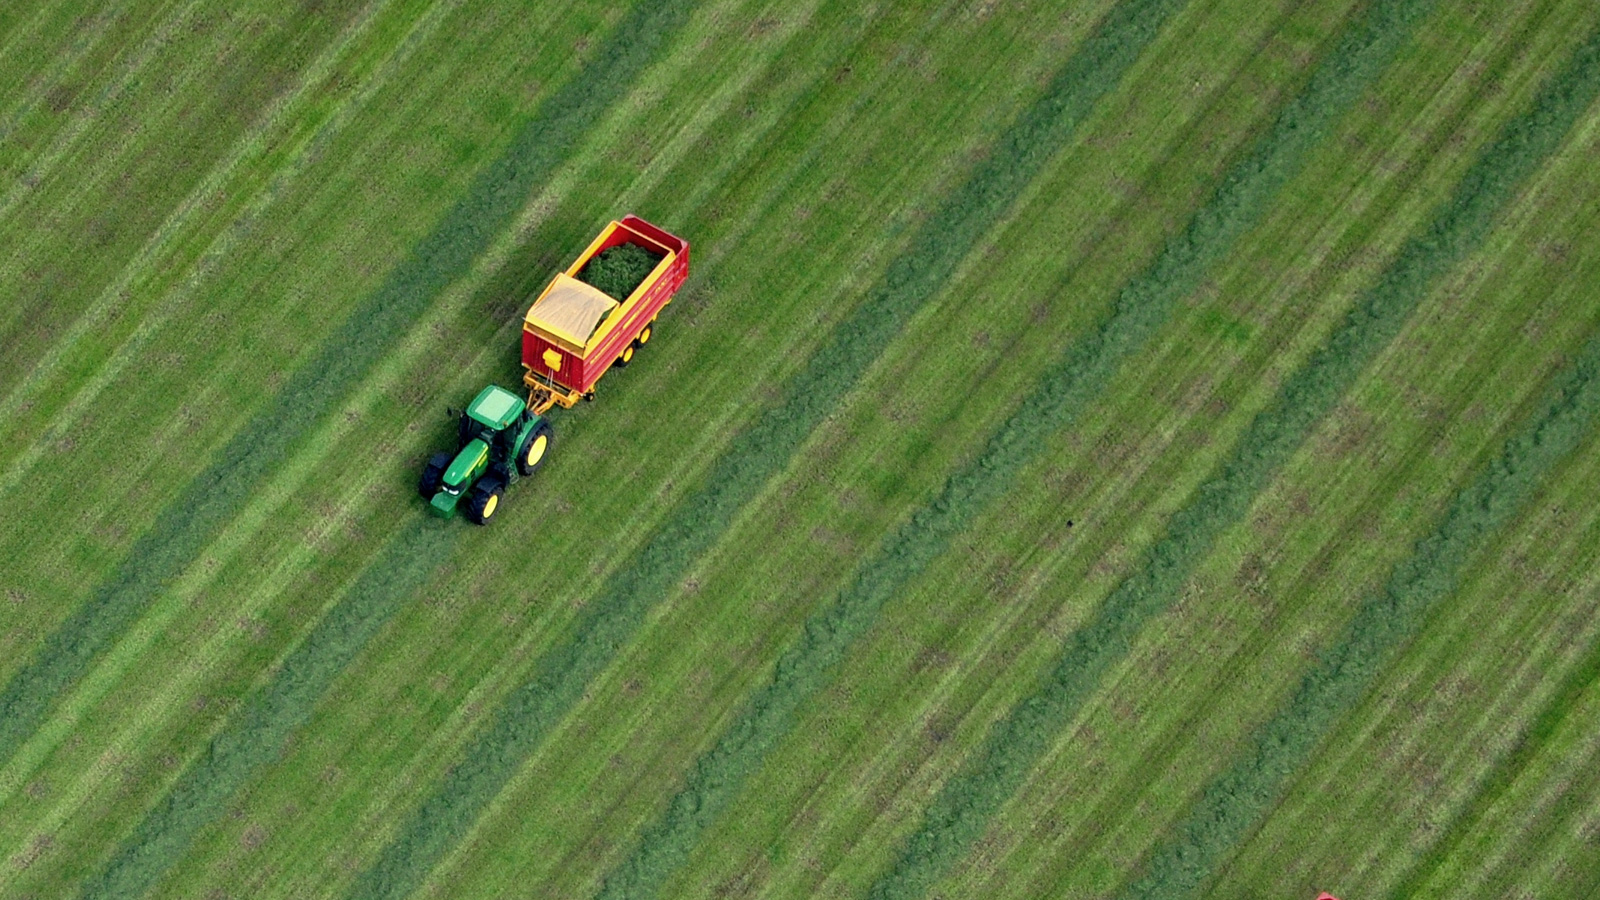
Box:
418 452 451 499
614 343 634 368
635 324 652 347
465 476 505 525
516 421 554 477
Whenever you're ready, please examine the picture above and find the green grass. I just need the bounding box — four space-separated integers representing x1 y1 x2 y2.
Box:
2 1 1599 898
594 0 1443 895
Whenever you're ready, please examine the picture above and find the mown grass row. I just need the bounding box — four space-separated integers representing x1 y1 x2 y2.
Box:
26 0 1024 891
0 4 594 873
202 2 1158 892
863 4 1600 897
1192 117 1600 894
1117 327 1600 899
1382 564 1600 896
78 519 451 899
0 0 414 504
438 8 1359 885
59 2 707 895
0 0 694 768
590 0 1454 893
0 0 369 389
0 0 444 811
964 14 1600 890
635 2 1550 887
345 2 1199 896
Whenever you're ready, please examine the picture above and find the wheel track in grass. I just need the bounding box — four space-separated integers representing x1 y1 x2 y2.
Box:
586 0 1353 891
44 0 961 889
0 1 122 158
0 0 192 225
1121 331 1600 900
345 2 1202 897
1018 286 1589 900
752 3 1549 881
0 0 417 498
858 3 1600 897
0 0 697 786
128 0 923 891
970 10 1593 893
574 0 1443 896
66 0 890 893
1101 29 1600 896
1385 563 1600 895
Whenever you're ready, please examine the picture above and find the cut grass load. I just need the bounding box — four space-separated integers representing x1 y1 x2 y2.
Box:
578 242 665 301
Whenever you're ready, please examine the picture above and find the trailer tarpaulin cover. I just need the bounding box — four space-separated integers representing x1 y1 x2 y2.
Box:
525 273 619 347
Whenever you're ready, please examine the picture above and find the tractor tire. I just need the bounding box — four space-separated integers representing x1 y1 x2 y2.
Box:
614 343 635 368
635 323 652 346
418 452 451 499
464 475 505 525
516 421 555 477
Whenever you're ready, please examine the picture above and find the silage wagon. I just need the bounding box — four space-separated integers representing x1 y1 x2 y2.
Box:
521 214 689 413
417 215 689 524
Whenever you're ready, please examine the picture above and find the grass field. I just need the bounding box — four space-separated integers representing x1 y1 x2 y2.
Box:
2 1 1599 898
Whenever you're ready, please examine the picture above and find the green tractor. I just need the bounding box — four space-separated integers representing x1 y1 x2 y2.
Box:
418 384 553 524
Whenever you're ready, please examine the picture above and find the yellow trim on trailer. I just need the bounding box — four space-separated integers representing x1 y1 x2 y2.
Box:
524 370 583 413
524 220 677 357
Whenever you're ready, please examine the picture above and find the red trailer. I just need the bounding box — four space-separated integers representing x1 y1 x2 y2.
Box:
521 215 688 413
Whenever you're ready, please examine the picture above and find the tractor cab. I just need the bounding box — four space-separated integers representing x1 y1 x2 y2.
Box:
459 383 526 443
418 384 553 524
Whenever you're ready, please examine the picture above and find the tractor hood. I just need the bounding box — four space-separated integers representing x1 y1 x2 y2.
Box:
444 439 489 488
430 439 489 517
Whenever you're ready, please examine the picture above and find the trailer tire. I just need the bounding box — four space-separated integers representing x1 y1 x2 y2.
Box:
614 343 634 368
465 476 505 525
418 452 451 499
635 323 652 346
516 421 554 477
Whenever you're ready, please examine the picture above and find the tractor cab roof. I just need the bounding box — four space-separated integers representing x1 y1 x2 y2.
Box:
466 384 526 431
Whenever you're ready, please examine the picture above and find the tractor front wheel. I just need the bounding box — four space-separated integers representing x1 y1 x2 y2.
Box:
418 452 451 499
465 476 505 525
517 421 555 477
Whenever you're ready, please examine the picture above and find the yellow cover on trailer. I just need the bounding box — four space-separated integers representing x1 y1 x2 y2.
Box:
524 274 619 349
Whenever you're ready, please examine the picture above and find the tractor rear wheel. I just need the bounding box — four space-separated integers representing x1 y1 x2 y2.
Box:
465 476 505 525
516 421 555 477
418 452 451 499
